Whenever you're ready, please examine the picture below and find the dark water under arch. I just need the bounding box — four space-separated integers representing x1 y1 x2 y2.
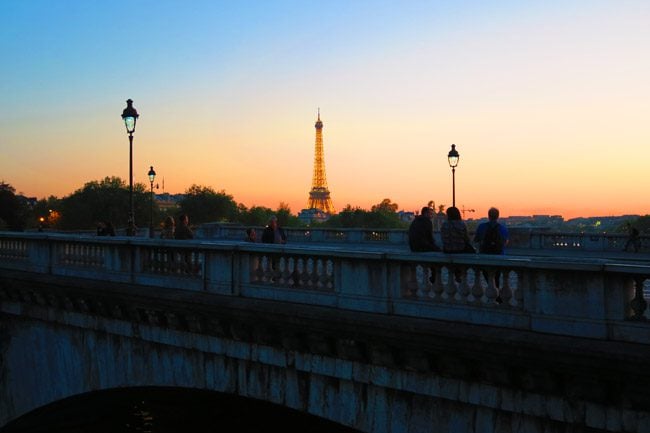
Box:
1 387 362 433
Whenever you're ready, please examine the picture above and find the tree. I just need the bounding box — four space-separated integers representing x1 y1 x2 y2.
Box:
58 177 152 230
238 205 275 226
179 185 238 224
371 198 399 214
615 215 650 234
276 202 302 227
321 203 406 229
0 182 30 231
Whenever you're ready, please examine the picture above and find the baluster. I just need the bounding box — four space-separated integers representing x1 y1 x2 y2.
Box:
252 254 263 282
301 258 312 288
192 252 202 276
629 276 648 320
271 255 282 283
282 257 293 285
318 259 329 290
484 268 498 304
414 264 426 298
310 258 320 288
262 255 273 283
300 257 310 287
430 266 444 299
469 268 483 303
275 256 285 284
444 266 459 301
291 257 301 287
458 267 472 302
286 257 296 287
326 259 334 290
500 268 513 306
514 270 524 307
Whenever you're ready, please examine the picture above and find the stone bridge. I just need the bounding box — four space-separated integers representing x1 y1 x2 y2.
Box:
0 233 649 432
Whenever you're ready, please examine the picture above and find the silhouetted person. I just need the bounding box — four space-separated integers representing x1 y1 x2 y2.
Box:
262 216 286 244
624 222 640 253
161 216 175 239
104 221 116 236
474 207 509 294
441 206 473 284
441 206 473 254
408 207 440 252
97 221 107 236
245 227 257 242
174 214 194 240
126 219 137 237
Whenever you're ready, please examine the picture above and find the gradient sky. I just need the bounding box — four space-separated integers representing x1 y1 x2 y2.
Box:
1 1 649 219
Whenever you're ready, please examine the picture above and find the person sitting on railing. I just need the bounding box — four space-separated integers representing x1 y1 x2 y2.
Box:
161 216 175 239
441 207 474 254
174 214 194 240
245 228 257 242
262 216 286 244
408 207 441 252
474 207 509 302
441 206 474 284
474 207 509 256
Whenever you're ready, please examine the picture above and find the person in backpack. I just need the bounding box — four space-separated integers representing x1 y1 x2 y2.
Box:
473 207 509 294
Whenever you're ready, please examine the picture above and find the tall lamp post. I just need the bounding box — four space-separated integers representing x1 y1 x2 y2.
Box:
447 144 459 208
121 99 139 236
147 166 156 238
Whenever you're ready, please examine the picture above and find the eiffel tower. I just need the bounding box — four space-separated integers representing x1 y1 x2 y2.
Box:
307 109 335 214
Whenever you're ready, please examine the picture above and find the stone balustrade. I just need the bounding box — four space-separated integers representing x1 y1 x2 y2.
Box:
197 223 649 252
1 232 648 345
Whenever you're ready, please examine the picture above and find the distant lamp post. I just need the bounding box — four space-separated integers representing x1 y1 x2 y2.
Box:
121 99 139 236
148 166 156 238
447 144 460 208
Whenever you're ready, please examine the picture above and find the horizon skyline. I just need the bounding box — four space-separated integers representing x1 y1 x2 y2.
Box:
2 1 649 220
5 173 645 221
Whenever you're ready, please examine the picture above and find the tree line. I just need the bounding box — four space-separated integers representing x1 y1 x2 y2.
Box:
0 179 411 232
3 179 647 233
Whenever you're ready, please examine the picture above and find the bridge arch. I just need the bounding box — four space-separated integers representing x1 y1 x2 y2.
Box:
1 387 361 432
0 315 366 431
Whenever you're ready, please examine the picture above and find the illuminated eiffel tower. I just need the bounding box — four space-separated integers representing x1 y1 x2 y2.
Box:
307 109 335 214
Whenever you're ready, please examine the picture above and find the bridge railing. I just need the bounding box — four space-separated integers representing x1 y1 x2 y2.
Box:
197 223 649 252
0 232 648 345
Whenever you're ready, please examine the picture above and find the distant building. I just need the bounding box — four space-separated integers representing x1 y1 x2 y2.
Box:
397 211 415 223
298 208 330 224
154 193 184 211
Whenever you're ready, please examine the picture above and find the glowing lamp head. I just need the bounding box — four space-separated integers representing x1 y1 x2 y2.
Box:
447 144 459 168
148 166 156 183
121 99 139 133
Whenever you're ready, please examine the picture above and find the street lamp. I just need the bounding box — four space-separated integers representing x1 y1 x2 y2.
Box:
148 166 156 238
121 99 139 236
447 144 459 208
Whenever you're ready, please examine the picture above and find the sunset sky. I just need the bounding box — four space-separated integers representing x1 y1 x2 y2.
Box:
1 1 649 219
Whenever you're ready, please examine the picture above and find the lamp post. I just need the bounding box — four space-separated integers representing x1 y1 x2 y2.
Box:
148 166 156 238
447 144 459 208
121 99 139 236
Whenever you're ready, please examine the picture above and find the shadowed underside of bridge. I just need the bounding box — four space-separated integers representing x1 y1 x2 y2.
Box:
1 270 649 433
2 387 362 433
